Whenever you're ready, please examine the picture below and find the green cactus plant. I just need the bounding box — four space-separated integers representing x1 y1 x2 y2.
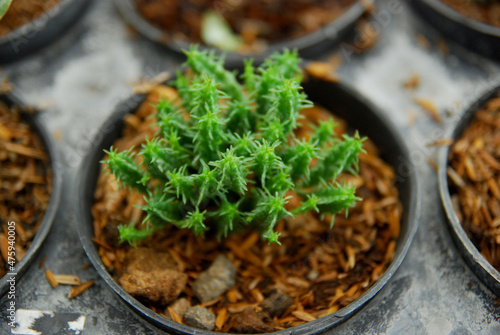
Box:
104 47 365 245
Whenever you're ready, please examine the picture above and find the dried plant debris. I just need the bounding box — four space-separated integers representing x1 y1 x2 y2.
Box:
135 0 356 52
414 98 442 123
448 96 500 270
0 0 61 37
45 269 58 288
92 87 402 332
0 77 13 94
305 62 339 83
0 101 52 278
415 34 430 49
68 281 95 299
403 73 420 91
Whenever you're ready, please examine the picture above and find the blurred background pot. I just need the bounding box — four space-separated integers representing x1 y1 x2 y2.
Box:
409 0 500 60
114 0 370 68
75 75 420 334
439 84 500 297
0 92 62 296
0 0 92 63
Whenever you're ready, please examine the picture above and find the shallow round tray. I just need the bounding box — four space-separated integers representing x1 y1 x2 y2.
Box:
438 84 500 297
409 0 500 60
0 0 92 63
0 93 62 296
74 74 420 334
114 0 369 68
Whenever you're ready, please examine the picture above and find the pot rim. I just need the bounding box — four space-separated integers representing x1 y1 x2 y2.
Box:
0 91 63 297
74 76 420 335
0 0 93 63
438 82 500 297
412 0 500 37
113 0 368 67
0 0 75 44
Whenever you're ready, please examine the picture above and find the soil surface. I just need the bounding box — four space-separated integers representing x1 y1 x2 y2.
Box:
440 0 500 27
0 0 61 37
92 85 402 333
447 96 500 271
0 100 52 278
134 0 357 52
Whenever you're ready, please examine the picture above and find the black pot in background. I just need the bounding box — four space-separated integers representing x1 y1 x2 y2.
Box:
409 0 500 60
114 0 369 68
0 0 92 63
0 93 62 296
74 76 420 335
438 84 500 297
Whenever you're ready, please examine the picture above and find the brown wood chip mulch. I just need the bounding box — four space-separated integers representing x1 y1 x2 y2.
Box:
448 96 500 270
0 100 52 278
92 86 402 333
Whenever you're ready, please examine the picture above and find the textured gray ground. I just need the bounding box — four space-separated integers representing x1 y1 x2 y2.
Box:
1 0 500 334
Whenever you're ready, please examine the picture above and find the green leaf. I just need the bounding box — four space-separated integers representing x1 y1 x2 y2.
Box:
260 118 286 144
250 140 284 188
282 138 318 182
231 132 256 158
241 60 256 94
118 223 154 247
312 184 361 227
212 198 245 239
178 208 208 237
201 10 242 51
0 0 12 21
192 162 220 206
249 192 292 243
141 192 183 226
225 100 256 134
183 46 245 102
141 137 182 182
310 119 338 147
210 148 250 195
308 132 366 186
190 77 227 163
103 147 149 195
263 49 302 80
266 167 294 194
165 166 196 204
292 194 319 215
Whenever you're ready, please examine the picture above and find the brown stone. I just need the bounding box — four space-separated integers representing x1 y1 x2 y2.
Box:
225 308 274 334
119 269 187 305
124 247 178 272
192 254 236 302
184 306 216 331
119 247 186 304
166 297 191 319
261 289 293 317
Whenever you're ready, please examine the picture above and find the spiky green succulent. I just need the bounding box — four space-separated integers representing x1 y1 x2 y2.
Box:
104 47 365 245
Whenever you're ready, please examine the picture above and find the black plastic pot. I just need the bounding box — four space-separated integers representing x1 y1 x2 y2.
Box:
0 93 62 296
114 0 369 68
74 76 420 335
409 0 500 60
0 0 92 63
438 84 500 297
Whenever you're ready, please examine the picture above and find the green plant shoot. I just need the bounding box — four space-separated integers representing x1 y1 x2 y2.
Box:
104 47 365 245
